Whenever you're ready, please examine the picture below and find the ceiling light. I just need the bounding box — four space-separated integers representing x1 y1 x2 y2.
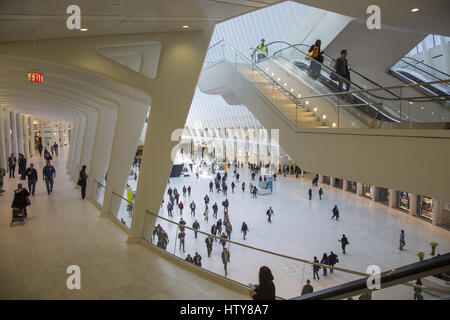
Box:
182 25 190 29
290 88 294 92
80 28 88 32
305 101 309 105
284 83 287 86
271 73 274 76
277 77 280 81
411 8 419 12
313 107 317 112
431 112 434 115
298 94 301 98
409 101 413 104
265 68 269 71
332 123 336 127
322 114 327 119
420 106 424 110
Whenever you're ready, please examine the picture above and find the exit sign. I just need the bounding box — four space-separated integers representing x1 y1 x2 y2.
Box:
28 73 44 83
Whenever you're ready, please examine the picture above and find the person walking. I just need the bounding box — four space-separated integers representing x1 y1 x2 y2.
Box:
178 230 186 253
212 202 218 219
320 253 328 276
318 187 323 200
190 201 196 216
167 187 173 197
204 205 209 222
231 181 235 193
204 194 210 206
25 163 38 196
256 38 268 63
221 247 231 276
53 142 59 156
37 143 43 157
225 222 233 240
8 153 17 178
331 205 340 220
301 279 314 295
167 201 173 217
211 224 217 242
192 220 200 239
78 165 88 199
18 154 27 180
179 218 186 232
266 207 274 223
187 185 191 197
334 49 351 92
217 219 222 234
178 201 184 215
11 183 31 218
339 234 349 254
241 222 249 240
43 160 56 195
219 232 227 248
205 236 213 257
242 182 245 192
328 251 338 274
44 149 52 161
209 181 213 193
252 186 257 199
193 252 202 267
308 188 312 200
313 256 320 280
249 266 276 300
399 230 406 250
182 185 187 197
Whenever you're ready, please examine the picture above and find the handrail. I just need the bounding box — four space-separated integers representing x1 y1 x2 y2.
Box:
395 59 442 82
293 253 450 300
112 191 132 205
145 209 449 297
400 56 450 78
93 179 106 188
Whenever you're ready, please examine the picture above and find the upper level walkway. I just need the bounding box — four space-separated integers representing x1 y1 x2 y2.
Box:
0 147 247 300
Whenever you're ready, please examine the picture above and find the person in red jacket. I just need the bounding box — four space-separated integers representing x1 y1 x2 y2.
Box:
178 201 184 215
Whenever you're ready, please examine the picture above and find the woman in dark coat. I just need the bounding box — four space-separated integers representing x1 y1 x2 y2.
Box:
11 183 30 217
79 165 88 199
249 266 276 300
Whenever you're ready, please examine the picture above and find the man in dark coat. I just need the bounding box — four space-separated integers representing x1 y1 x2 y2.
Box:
334 49 351 91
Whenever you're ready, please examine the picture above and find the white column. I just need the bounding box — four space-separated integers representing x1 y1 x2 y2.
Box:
17 113 24 155
388 189 396 208
29 116 35 157
343 180 349 191
3 109 12 157
0 108 6 169
357 182 363 196
439 36 450 75
409 193 417 216
10 111 18 156
432 199 442 226
23 115 30 159
372 186 378 201
129 28 214 242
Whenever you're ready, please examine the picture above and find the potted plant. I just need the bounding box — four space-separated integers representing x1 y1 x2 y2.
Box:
430 242 439 256
417 252 425 261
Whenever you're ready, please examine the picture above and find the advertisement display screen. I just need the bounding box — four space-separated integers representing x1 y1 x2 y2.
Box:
397 191 410 211
418 196 434 221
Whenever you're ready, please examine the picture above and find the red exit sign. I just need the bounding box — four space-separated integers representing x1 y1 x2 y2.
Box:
28 73 44 83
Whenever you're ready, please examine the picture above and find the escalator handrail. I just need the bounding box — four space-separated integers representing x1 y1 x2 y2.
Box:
269 41 400 100
400 56 450 79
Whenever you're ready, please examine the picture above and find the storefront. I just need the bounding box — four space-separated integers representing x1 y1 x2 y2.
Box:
376 187 389 206
362 184 372 199
333 178 343 189
397 191 410 212
347 181 357 193
417 195 434 221
322 176 330 185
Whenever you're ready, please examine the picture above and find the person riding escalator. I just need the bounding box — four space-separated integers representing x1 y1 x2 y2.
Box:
334 49 351 92
306 39 324 79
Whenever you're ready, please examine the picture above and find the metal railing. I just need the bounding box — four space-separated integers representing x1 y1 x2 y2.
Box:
204 40 450 129
92 180 106 206
110 191 133 229
142 208 450 299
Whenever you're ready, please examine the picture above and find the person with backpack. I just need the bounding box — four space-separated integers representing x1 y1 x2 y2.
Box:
241 222 249 240
306 39 324 79
313 256 320 280
339 234 349 254
331 205 340 220
327 251 338 274
192 220 200 239
193 252 202 267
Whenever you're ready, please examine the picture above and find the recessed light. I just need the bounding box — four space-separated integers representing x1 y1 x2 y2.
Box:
313 107 317 112
182 25 190 29
298 94 301 98
332 123 336 127
420 106 424 110
305 101 309 105
80 28 88 32
411 8 419 12
322 114 327 119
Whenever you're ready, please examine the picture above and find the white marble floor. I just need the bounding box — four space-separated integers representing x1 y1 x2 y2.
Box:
0 148 248 300
145 164 450 299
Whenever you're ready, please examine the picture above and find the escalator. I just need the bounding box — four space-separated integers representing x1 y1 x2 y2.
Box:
390 56 450 105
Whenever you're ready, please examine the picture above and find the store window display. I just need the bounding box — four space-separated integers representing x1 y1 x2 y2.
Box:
347 181 357 193
417 195 434 221
362 184 372 199
397 191 410 212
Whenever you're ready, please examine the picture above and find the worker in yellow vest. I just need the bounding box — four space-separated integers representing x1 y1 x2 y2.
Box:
256 38 268 63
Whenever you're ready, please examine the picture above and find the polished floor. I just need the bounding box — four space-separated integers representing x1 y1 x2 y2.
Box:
133 158 450 299
0 148 248 300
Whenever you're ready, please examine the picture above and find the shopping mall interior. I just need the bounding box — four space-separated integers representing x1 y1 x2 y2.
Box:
0 0 449 301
